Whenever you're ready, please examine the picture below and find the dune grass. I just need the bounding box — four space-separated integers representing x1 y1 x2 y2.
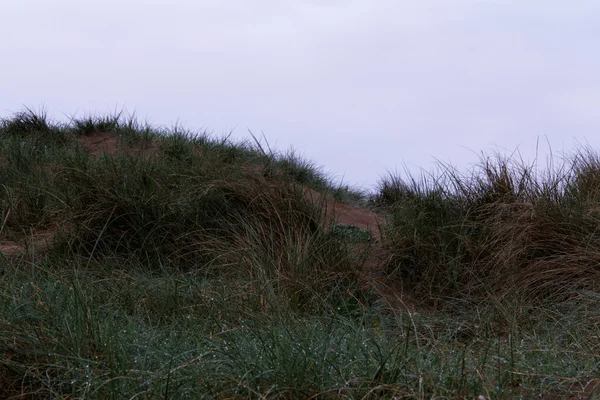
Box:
0 109 599 399
375 148 600 309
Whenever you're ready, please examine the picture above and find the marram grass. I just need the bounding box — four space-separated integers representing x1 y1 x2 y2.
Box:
0 108 598 399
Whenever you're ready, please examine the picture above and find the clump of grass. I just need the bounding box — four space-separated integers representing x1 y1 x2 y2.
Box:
1 107 52 136
376 148 600 309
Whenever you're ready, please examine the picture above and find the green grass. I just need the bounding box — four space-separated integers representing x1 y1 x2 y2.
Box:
0 108 599 399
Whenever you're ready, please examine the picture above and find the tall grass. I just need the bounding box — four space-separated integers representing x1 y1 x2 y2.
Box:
375 148 600 309
1 109 598 398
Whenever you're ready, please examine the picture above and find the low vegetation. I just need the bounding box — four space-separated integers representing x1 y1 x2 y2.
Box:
0 108 598 398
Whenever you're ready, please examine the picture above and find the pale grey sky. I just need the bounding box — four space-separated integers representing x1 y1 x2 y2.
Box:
1 1 599 189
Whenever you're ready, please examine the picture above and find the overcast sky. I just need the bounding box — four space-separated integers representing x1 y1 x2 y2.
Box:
1 1 599 189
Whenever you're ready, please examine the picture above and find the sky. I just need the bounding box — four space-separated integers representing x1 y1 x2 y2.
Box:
1 1 599 190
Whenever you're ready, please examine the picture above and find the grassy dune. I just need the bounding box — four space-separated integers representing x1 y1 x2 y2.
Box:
0 109 598 399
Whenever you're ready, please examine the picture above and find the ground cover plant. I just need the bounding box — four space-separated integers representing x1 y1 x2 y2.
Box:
0 108 599 399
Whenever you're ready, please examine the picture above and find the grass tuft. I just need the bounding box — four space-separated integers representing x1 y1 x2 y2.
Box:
375 148 600 312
